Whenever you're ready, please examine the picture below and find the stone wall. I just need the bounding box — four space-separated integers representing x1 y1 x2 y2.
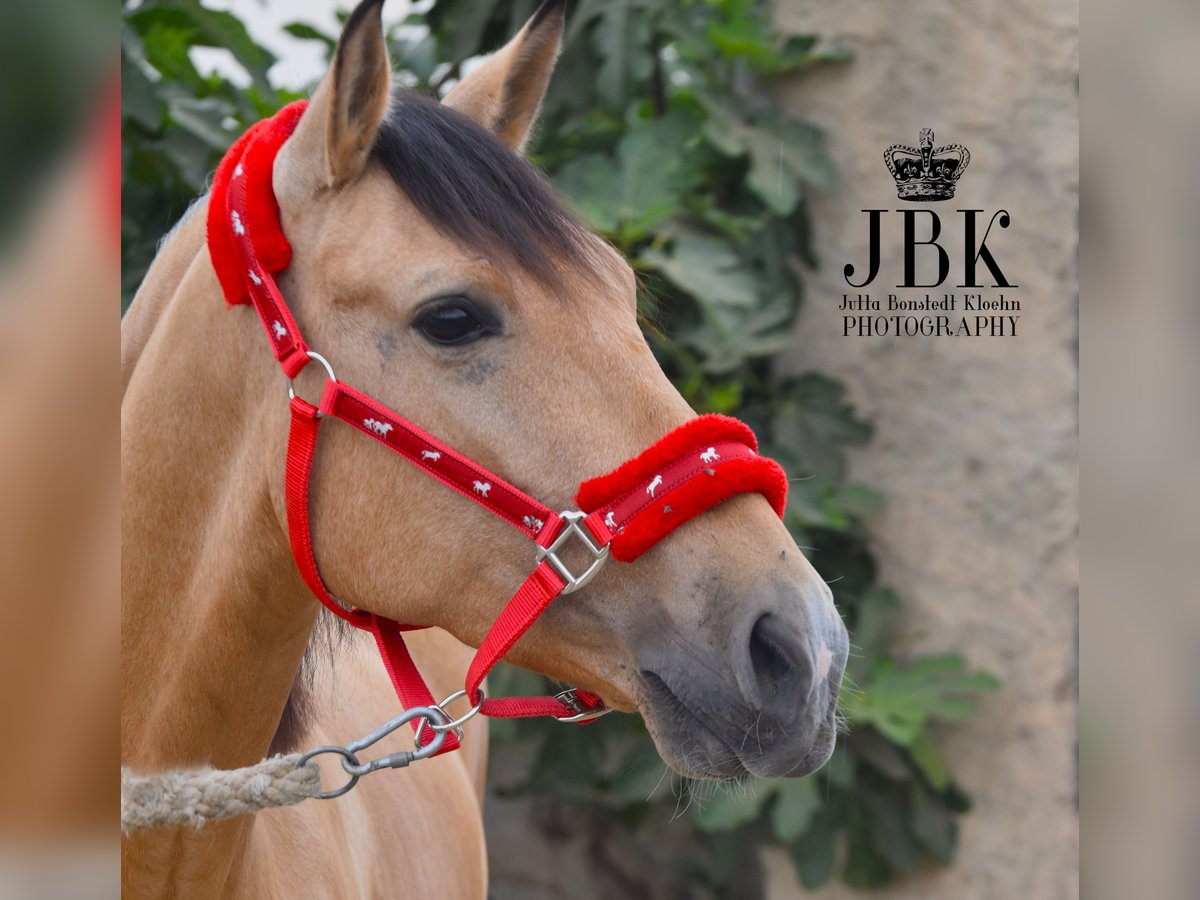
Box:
765 1 1078 898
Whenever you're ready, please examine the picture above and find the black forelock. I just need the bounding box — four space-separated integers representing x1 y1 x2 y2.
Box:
369 90 593 289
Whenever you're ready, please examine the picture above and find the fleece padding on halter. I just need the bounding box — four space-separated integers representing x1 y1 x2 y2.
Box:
207 100 307 308
576 414 788 562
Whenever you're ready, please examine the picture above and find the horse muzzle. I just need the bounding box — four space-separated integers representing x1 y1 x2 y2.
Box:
635 579 848 779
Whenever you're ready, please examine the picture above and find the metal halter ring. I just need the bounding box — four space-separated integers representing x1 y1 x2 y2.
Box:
413 688 486 747
286 350 337 407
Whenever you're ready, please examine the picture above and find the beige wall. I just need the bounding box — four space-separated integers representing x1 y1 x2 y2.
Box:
764 2 1078 898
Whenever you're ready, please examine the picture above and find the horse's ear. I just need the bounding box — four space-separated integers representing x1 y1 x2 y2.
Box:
276 0 391 195
442 0 565 153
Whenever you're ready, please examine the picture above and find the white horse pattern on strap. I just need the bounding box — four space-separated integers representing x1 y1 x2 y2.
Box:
473 481 491 498
363 419 392 438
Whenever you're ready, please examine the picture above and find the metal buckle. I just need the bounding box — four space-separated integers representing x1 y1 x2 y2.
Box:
535 511 610 594
553 688 612 724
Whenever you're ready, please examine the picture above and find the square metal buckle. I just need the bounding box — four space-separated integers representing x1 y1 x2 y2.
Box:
553 688 611 723
535 511 610 594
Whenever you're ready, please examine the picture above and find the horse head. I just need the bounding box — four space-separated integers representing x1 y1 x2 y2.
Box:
266 0 847 779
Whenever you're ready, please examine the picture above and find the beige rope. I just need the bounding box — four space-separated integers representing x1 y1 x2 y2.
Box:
121 754 322 832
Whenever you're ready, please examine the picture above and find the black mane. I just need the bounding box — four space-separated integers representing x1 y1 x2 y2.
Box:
370 90 593 288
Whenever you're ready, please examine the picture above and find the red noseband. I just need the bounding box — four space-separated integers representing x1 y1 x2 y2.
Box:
207 104 789 756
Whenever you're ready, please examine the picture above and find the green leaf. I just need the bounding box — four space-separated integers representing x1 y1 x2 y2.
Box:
705 21 778 70
845 655 1000 746
843 812 892 888
849 587 899 675
771 374 873 482
832 483 885 518
757 36 854 81
704 380 743 413
779 35 818 64
908 730 951 790
911 785 959 863
775 118 838 189
848 728 912 781
607 747 669 803
823 744 856 789
862 781 922 873
746 144 800 215
778 34 854 70
136 19 204 87
121 53 166 132
643 230 759 310
770 778 820 842
158 124 219 187
555 153 621 232
790 805 837 889
166 95 237 152
701 117 747 158
699 94 837 206
785 477 836 529
693 0 778 70
556 112 700 238
693 783 776 832
590 0 654 109
130 0 277 93
439 1 496 62
611 124 693 234
283 22 336 53
390 31 440 82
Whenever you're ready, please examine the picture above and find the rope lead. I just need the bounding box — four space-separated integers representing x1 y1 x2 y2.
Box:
121 754 321 832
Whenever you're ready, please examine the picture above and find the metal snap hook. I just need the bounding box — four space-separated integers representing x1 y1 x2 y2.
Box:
297 704 449 799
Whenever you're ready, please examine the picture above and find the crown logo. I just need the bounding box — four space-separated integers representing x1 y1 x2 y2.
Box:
884 128 970 201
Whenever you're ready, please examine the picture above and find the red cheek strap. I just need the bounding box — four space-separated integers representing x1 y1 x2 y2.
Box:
576 414 789 563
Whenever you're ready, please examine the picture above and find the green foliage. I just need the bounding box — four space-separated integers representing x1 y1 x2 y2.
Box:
121 0 303 305
121 0 997 892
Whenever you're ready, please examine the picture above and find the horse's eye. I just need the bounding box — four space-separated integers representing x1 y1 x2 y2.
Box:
413 300 493 346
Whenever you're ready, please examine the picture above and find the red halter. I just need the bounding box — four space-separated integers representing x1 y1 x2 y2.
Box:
207 102 789 755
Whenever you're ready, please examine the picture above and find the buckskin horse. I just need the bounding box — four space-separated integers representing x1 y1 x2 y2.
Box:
120 1 848 895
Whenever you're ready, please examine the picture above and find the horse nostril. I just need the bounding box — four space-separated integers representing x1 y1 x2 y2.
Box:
746 613 813 713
